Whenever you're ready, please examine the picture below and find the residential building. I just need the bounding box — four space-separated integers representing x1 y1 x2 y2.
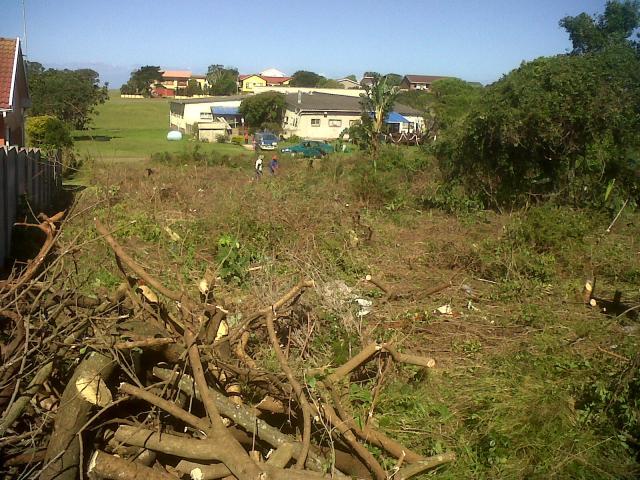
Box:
169 95 244 140
154 70 208 97
239 72 292 93
399 75 449 91
336 78 361 89
360 75 375 88
252 85 364 97
0 38 29 147
260 67 287 78
282 92 423 140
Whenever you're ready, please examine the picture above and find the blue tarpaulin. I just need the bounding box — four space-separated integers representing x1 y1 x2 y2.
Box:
212 106 240 115
385 111 410 124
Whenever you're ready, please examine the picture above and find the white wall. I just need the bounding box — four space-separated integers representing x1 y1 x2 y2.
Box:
254 86 365 97
283 109 360 140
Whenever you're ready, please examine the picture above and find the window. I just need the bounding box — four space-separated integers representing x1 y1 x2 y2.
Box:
284 116 289 125
200 112 213 120
349 120 360 127
311 119 321 127
328 119 342 127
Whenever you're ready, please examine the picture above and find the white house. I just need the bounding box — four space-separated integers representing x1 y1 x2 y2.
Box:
282 92 424 140
169 95 245 140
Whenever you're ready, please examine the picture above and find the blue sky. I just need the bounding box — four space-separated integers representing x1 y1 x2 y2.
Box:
3 0 607 87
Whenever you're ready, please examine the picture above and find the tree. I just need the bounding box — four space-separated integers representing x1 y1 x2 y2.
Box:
560 0 640 53
238 92 286 130
384 73 403 87
121 66 163 97
290 71 324 87
181 79 203 97
25 115 72 150
359 74 400 167
436 47 640 207
26 63 109 130
345 74 357 81
206 64 239 95
317 78 345 89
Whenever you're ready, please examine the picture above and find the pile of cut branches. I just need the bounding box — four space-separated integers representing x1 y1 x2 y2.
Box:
0 213 455 479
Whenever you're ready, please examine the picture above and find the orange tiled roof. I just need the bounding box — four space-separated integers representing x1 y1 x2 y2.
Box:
0 38 18 109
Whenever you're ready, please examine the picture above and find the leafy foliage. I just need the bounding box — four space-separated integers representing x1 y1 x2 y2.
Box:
206 64 239 95
120 65 163 97
436 47 640 207
215 234 253 284
290 70 324 87
26 115 73 150
359 74 400 159
560 0 640 54
26 62 109 129
239 92 286 129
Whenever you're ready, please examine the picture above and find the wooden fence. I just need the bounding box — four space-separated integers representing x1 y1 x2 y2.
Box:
0 147 62 266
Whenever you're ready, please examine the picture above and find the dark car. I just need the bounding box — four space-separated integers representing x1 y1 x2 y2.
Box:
281 140 335 158
254 132 279 151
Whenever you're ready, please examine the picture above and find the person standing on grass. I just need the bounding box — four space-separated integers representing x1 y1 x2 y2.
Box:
255 155 264 180
270 154 279 176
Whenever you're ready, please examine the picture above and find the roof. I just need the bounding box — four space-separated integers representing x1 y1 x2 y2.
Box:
162 70 192 78
284 92 422 117
403 74 448 84
212 106 240 115
170 94 247 105
0 38 19 109
261 76 291 84
239 74 262 81
260 68 287 77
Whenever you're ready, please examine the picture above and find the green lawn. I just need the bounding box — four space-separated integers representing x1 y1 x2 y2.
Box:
73 91 247 160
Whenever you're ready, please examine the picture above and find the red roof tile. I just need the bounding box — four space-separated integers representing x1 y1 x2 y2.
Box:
0 38 18 109
261 76 291 84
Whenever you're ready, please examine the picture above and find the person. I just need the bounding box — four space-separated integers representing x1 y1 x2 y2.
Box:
269 154 279 175
254 155 263 180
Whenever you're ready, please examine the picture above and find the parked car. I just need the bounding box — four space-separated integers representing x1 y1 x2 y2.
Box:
281 140 335 158
254 132 279 151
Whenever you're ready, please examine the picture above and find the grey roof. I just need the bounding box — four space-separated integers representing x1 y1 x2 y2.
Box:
170 94 247 105
284 92 421 116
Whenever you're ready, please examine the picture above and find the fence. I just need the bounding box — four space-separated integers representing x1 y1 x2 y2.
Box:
0 147 62 266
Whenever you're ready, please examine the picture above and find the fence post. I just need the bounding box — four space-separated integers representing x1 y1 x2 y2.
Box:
0 149 6 266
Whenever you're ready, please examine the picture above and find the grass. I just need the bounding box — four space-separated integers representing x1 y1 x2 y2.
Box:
73 90 247 160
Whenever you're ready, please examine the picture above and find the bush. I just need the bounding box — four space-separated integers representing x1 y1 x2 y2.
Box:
215 134 228 143
436 46 640 208
231 136 244 145
26 115 72 150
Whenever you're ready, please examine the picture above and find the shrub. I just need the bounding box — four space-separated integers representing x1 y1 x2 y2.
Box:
215 134 227 143
231 136 244 145
436 46 640 208
26 115 72 150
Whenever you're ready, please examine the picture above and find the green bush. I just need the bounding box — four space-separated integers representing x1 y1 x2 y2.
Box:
26 115 72 150
436 46 640 208
231 136 244 145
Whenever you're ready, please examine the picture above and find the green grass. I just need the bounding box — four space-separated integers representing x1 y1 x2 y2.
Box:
73 90 247 160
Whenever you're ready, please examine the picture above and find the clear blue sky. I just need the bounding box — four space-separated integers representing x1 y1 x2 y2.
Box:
3 0 607 87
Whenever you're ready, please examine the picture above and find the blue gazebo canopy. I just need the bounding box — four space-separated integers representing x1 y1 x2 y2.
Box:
385 111 410 124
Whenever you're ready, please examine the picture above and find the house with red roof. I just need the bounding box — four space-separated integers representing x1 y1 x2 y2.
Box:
153 70 208 97
0 38 30 147
399 74 449 92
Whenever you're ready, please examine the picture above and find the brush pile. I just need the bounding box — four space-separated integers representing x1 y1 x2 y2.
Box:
0 212 454 479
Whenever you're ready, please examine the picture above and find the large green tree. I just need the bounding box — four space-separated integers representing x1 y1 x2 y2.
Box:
238 92 286 130
206 64 238 95
121 65 163 97
436 47 640 206
560 0 640 53
26 62 109 129
290 70 324 87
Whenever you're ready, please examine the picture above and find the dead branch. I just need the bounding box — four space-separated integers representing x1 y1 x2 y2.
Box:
41 351 116 480
265 310 313 469
394 452 456 479
87 450 177 480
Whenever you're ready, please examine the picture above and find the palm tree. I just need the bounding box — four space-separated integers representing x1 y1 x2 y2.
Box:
359 74 400 170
